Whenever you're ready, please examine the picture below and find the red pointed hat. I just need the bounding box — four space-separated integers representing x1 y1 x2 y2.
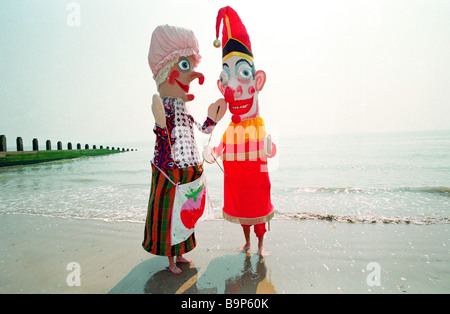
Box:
214 6 253 63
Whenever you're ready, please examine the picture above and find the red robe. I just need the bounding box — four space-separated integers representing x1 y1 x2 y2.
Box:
215 117 275 225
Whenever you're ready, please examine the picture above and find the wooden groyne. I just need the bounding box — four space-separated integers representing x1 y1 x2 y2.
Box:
0 135 135 167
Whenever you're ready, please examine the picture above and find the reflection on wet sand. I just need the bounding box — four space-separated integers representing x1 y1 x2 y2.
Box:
193 252 276 294
144 263 199 294
109 252 276 294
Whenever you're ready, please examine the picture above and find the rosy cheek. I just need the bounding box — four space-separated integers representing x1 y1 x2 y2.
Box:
248 86 256 95
168 70 180 85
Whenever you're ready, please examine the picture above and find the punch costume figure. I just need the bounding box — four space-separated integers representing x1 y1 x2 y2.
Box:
204 7 277 255
143 25 225 274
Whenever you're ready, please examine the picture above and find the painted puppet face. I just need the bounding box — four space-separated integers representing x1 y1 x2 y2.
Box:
217 55 266 123
159 56 204 102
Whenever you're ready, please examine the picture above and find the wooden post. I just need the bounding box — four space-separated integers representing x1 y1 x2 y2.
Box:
68 142 72 150
46 140 52 151
57 141 62 150
0 135 6 152
16 137 23 151
85 144 89 149
32 138 39 151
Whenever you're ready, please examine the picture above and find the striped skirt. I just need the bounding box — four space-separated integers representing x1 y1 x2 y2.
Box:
142 164 203 256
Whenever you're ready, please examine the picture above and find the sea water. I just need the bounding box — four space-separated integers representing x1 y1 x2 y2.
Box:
1 130 449 224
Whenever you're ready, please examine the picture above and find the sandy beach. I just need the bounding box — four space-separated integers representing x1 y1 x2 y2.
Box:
0 214 448 294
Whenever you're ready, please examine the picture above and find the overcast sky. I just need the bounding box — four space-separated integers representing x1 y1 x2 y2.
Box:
1 0 449 148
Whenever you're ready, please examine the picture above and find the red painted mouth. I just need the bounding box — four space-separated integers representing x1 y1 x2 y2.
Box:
175 79 190 93
228 97 253 115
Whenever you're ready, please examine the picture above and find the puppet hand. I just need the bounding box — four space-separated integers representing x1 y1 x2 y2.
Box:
151 94 166 128
263 135 277 158
202 145 218 164
208 98 227 123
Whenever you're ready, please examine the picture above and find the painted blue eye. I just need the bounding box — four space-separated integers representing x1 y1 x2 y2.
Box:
236 62 253 82
238 67 252 81
178 58 191 72
220 69 229 86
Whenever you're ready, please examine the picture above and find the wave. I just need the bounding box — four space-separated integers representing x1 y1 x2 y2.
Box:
3 210 449 226
292 186 450 196
273 210 450 225
415 186 450 195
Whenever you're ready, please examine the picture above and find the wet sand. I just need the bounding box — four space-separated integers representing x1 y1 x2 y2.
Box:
0 214 449 294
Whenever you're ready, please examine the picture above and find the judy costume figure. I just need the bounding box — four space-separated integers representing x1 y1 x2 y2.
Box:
142 25 226 274
204 7 277 256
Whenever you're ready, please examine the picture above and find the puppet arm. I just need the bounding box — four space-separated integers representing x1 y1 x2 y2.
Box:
194 117 216 135
194 98 227 134
151 94 166 128
203 141 224 164
151 95 176 154
207 98 227 123
263 135 277 158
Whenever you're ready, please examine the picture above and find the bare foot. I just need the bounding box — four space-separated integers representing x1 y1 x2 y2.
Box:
240 242 251 252
258 245 270 257
176 256 192 264
168 256 183 274
168 264 182 275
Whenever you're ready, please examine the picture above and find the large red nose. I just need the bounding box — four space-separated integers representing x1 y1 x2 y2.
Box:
224 87 235 103
190 72 204 85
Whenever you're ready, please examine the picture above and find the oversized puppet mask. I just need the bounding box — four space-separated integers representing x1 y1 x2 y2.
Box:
148 25 205 102
214 6 266 124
